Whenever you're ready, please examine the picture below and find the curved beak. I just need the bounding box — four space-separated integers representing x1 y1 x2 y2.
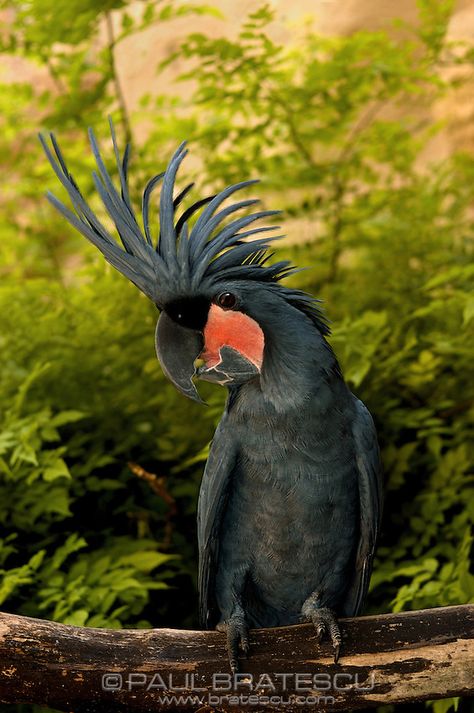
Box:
197 345 260 385
155 312 204 403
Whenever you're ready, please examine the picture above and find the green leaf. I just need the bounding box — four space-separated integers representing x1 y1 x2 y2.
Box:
43 457 71 481
462 296 474 326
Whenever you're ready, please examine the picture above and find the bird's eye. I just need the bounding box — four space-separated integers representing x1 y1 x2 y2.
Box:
216 292 237 310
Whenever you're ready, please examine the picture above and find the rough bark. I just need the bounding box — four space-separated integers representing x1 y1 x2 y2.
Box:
0 604 473 712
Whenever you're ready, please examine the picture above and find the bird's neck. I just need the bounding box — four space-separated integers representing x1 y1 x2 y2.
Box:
230 308 343 416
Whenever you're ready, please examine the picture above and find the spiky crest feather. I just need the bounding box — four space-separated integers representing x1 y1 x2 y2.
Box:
40 121 329 334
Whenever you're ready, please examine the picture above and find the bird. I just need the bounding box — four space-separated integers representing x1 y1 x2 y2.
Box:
40 121 383 673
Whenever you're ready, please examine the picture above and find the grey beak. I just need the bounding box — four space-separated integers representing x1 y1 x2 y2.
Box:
155 312 204 403
197 345 260 386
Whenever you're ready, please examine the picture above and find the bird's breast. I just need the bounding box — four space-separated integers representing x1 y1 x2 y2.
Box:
216 408 360 625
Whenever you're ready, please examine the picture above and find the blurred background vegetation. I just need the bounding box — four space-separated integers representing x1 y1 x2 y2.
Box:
0 0 473 711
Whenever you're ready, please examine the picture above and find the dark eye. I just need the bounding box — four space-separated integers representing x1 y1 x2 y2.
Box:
216 292 237 310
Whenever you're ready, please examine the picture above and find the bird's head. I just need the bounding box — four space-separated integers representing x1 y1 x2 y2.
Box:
156 283 265 400
41 122 328 403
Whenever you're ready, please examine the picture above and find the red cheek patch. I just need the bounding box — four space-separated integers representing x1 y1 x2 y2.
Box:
202 303 264 369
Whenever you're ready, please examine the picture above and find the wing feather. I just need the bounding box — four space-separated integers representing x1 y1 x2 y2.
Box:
197 413 237 628
343 397 383 617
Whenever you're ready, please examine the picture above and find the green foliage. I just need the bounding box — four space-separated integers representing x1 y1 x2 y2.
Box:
0 272 221 641
0 2 473 712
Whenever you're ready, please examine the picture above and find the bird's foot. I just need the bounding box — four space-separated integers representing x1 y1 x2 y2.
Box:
216 614 249 674
301 599 342 663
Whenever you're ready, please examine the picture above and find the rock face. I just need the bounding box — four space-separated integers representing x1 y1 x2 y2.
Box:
314 0 420 34
2 1 474 158
123 0 474 159
321 0 474 158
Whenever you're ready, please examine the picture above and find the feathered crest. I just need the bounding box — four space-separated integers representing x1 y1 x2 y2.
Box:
39 120 296 307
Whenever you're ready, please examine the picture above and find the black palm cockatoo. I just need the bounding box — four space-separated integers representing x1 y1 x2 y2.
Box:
41 123 382 672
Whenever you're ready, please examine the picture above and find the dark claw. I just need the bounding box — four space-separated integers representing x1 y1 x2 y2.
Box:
306 607 342 663
227 628 239 673
225 616 249 673
315 623 325 643
328 616 342 663
229 656 239 674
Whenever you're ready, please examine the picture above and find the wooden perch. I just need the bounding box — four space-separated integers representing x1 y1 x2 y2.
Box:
0 605 473 712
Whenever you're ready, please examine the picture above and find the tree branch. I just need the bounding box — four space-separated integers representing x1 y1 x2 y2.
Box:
0 605 473 711
128 461 177 548
105 10 133 145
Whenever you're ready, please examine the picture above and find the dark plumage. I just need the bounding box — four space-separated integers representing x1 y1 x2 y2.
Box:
41 123 383 671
